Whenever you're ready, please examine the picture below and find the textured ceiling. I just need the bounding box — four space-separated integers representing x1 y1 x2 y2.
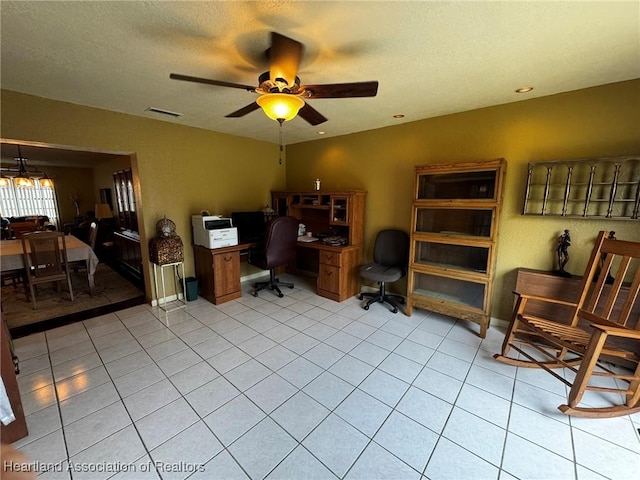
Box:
1 0 639 154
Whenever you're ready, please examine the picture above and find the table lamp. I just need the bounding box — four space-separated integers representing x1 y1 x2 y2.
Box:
94 203 112 220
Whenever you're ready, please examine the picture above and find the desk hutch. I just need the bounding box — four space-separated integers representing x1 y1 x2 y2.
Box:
272 189 366 302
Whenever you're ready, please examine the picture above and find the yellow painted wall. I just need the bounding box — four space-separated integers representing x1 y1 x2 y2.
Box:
287 80 640 321
1 90 283 299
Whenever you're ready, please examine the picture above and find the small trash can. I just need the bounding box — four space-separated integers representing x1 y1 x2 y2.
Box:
185 277 198 301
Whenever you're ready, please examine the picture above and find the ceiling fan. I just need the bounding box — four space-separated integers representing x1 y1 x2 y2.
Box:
170 32 379 126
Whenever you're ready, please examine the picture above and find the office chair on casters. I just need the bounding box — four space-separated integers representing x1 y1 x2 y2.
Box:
249 216 299 298
359 229 409 313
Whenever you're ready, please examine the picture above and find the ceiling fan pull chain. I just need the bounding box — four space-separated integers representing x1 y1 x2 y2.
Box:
279 121 284 165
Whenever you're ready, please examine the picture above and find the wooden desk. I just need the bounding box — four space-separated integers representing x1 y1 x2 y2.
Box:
194 240 363 305
194 242 257 305
0 235 99 295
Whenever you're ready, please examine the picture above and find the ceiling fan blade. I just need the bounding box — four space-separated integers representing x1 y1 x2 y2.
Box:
225 102 261 118
300 81 379 99
170 73 255 91
298 103 328 126
269 32 304 88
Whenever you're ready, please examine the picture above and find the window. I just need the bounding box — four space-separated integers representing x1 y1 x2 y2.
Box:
0 180 60 227
113 168 138 232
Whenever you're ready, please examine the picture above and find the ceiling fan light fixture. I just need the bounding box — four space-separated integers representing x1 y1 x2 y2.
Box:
515 86 533 93
256 93 305 122
39 175 54 189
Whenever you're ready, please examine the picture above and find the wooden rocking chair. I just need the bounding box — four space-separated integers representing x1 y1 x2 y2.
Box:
494 230 640 418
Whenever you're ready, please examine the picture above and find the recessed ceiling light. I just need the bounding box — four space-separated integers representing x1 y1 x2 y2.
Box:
393 114 405 119
515 86 534 93
317 131 326 135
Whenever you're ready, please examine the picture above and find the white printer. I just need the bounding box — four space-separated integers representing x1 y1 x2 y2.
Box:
192 215 238 249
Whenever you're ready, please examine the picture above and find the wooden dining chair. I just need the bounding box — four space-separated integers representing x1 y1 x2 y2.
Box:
10 221 39 239
494 230 640 418
21 231 74 309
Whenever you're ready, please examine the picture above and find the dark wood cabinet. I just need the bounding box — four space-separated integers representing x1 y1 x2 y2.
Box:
112 230 143 288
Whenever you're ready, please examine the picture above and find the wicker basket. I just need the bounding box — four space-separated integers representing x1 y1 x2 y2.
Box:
149 236 183 265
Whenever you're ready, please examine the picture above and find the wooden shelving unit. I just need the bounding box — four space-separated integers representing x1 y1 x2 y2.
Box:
523 156 640 219
406 159 506 338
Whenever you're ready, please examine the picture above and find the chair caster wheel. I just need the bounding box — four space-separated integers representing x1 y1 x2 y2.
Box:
278 293 284 298
252 291 258 297
364 305 369 310
358 294 363 300
392 308 398 314
288 285 294 289
399 298 405 304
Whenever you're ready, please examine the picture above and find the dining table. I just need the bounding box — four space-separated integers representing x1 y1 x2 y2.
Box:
0 235 99 295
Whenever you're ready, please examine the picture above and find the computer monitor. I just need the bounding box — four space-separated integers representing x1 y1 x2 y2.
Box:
231 211 267 243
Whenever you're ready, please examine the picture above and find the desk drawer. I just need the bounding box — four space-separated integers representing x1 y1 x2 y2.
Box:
318 264 340 295
319 250 341 267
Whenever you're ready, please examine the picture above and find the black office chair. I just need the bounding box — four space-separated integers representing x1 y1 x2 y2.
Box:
248 216 299 298
358 229 410 313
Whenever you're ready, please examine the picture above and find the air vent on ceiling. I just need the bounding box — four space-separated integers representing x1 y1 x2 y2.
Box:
145 107 182 118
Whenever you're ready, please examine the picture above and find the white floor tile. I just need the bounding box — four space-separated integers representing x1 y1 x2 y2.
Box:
266 445 338 479
348 341 390 366
378 352 423 384
393 339 435 365
467 364 516 402
502 432 576 480
228 417 297 480
358 369 409 407
21 383 57 416
303 342 345 369
303 371 355 410
374 411 438 472
281 332 320 354
396 386 453 435
149 421 222 480
68 425 146 480
204 394 266 446
426 351 471 381
189 450 248 479
64 401 131 456
123 378 181 420
335 388 392 437
135 397 199 451
271 391 331 441
19 429 67 470
59 381 120 425
278 356 324 388
455 383 511 429
190 333 233 359
573 427 640 480
168 360 219 395
51 351 104 382
425 436 499 480
237 334 277 357
328 354 375 386
245 373 298 413
303 413 369 478
345 441 420 479
225 358 272 391
113 363 166 398
55 365 111 402
255 344 298 371
104 350 154 379
185 376 240 417
442 407 506 467
14 404 61 449
206 345 251 373
17 367 53 394
508 403 574 461
412 366 463 404
156 347 202 377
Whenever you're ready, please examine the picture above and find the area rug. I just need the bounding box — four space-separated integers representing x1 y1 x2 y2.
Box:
1 263 145 330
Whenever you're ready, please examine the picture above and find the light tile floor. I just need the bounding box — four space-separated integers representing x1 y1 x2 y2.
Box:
11 274 640 480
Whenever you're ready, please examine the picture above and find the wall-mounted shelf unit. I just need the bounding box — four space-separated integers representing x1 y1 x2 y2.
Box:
406 159 506 338
523 156 640 220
